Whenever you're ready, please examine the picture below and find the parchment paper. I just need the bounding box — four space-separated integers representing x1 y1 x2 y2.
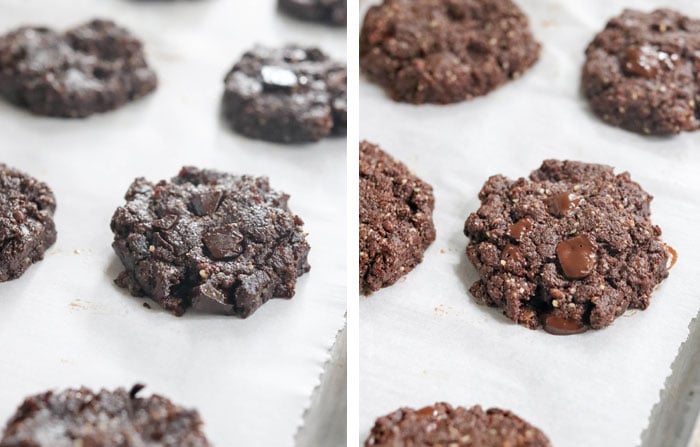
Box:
0 1 346 445
359 1 700 446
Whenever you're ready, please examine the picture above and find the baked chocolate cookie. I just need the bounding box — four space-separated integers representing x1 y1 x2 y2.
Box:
0 19 157 118
360 141 435 294
366 403 551 447
0 164 56 282
464 160 672 334
583 9 700 135
360 0 541 104
0 385 210 446
111 167 310 318
279 0 347 27
222 45 346 143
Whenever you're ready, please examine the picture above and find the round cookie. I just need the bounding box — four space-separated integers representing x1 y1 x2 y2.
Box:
360 0 541 104
0 164 56 282
359 141 435 294
0 385 210 446
365 403 551 447
222 45 346 143
110 166 310 318
464 160 672 334
279 0 347 27
0 19 157 118
583 9 700 135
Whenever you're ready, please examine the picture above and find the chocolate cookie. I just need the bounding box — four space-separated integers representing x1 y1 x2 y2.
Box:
0 19 157 118
365 403 551 447
360 141 435 294
464 160 672 334
279 0 347 27
222 45 346 143
583 9 700 135
111 167 310 318
0 385 210 446
0 164 56 282
360 0 541 104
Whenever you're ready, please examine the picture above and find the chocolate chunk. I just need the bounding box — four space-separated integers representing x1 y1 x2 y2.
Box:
0 386 211 446
464 160 671 332
365 402 551 447
546 192 581 217
222 45 346 143
543 314 588 336
556 235 597 279
203 224 244 259
111 166 310 318
507 217 533 241
360 0 541 104
0 164 57 282
582 9 700 135
191 191 223 216
360 141 436 294
0 19 157 118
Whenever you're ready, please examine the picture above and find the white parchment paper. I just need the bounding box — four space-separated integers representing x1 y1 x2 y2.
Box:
359 1 700 446
0 1 346 445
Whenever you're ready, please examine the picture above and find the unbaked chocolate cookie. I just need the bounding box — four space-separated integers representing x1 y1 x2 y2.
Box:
0 385 210 446
360 0 541 104
365 403 551 447
0 164 56 282
0 19 157 118
464 160 672 334
360 141 435 294
111 166 310 318
583 9 700 135
279 0 347 27
222 45 346 143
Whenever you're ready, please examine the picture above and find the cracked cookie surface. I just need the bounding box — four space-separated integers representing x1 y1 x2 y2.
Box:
223 45 346 143
0 19 157 118
0 164 56 282
360 0 540 104
583 9 700 135
359 141 435 294
464 160 671 333
0 385 210 447
365 402 551 447
111 166 310 318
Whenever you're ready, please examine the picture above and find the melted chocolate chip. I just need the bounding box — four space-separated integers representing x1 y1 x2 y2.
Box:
546 192 581 217
556 235 597 279
543 315 588 335
202 224 244 259
261 65 298 92
502 244 525 264
191 191 223 216
623 46 661 78
415 405 437 417
507 217 533 241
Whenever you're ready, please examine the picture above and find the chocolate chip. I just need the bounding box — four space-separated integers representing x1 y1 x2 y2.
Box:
543 314 588 335
203 224 244 259
623 46 660 78
546 192 581 217
556 234 597 279
152 214 178 229
191 191 222 216
507 217 532 241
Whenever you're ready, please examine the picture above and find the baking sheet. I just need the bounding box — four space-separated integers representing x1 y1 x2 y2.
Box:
0 1 346 445
359 1 700 446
